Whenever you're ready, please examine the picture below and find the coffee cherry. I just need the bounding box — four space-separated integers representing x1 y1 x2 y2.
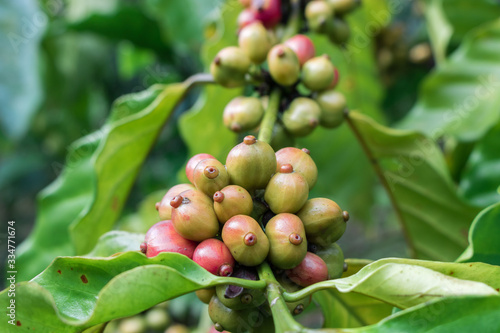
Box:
302 55 335 91
222 215 270 266
238 9 258 29
208 295 257 332
275 274 312 315
238 22 272 64
265 213 307 269
223 96 264 133
215 281 265 310
270 123 295 151
275 147 318 190
145 307 170 331
196 288 216 304
284 34 316 67
157 184 195 220
305 0 333 33
251 0 282 28
213 185 253 223
282 97 321 137
326 18 350 44
286 252 329 287
267 44 300 86
143 220 198 259
192 158 230 197
316 90 346 128
193 239 235 276
296 198 347 246
225 135 276 191
326 0 359 15
210 47 251 88
170 189 219 241
264 164 309 213
314 242 345 279
186 153 215 184
118 316 147 333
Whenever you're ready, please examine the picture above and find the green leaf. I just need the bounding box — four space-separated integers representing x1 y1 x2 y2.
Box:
0 252 265 332
398 19 500 141
424 0 452 64
16 82 190 281
286 259 498 311
0 0 44 139
348 111 480 260
459 124 500 206
458 203 500 266
84 231 144 257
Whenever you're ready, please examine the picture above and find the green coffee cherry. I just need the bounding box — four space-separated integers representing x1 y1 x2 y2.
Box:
222 215 270 266
193 158 230 197
275 274 312 315
210 46 251 88
282 97 321 137
326 18 350 44
305 0 333 33
266 213 307 269
238 22 272 64
302 55 335 91
226 135 276 191
156 183 195 220
313 242 345 279
275 147 318 190
270 123 296 151
213 185 253 223
296 198 348 246
215 284 265 310
316 90 347 128
326 0 360 15
264 164 309 214
196 288 216 304
267 44 300 86
208 295 258 332
223 96 264 133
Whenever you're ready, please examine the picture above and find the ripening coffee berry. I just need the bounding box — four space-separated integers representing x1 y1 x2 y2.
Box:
186 153 215 184
237 9 258 29
284 34 315 67
213 185 253 223
286 252 329 287
313 242 345 279
193 239 235 276
264 164 309 214
326 18 350 44
225 135 276 191
170 189 219 241
157 183 195 220
275 147 318 190
238 22 272 64
223 96 264 133
196 288 216 304
282 97 321 137
296 198 348 246
267 44 300 86
192 158 230 197
305 0 333 33
265 213 307 269
210 47 251 88
316 90 347 128
326 0 359 14
251 0 282 28
143 220 198 259
222 215 270 266
302 55 335 91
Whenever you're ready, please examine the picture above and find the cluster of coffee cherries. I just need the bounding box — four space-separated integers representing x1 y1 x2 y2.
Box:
141 136 348 332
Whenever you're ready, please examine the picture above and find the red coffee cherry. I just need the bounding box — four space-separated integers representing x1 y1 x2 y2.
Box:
186 153 215 184
286 252 329 287
143 220 198 259
250 0 282 28
284 34 315 67
193 239 235 276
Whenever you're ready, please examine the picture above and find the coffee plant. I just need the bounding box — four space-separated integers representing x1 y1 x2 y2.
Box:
2 0 500 332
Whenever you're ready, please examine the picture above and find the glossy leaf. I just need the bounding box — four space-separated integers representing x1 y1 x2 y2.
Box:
458 203 500 266
84 231 145 257
398 19 500 141
0 0 44 139
16 82 190 281
348 111 480 260
424 0 452 64
0 252 265 332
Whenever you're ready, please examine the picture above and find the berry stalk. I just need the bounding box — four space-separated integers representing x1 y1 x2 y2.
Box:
257 88 282 144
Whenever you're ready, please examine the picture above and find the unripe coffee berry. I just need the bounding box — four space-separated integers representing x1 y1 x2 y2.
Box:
238 22 272 64
316 90 347 128
193 239 235 276
222 215 269 266
326 18 350 44
213 185 253 223
264 164 309 213
267 45 300 86
170 189 219 241
223 96 264 132
210 47 251 88
270 123 296 151
192 158 230 197
157 183 195 220
275 147 318 189
275 274 312 315
302 55 335 91
284 34 316 67
208 296 256 332
186 153 215 184
143 220 198 259
225 135 276 190
282 97 321 137
305 0 333 33
196 288 216 304
314 242 345 279
265 213 307 269
286 252 329 287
